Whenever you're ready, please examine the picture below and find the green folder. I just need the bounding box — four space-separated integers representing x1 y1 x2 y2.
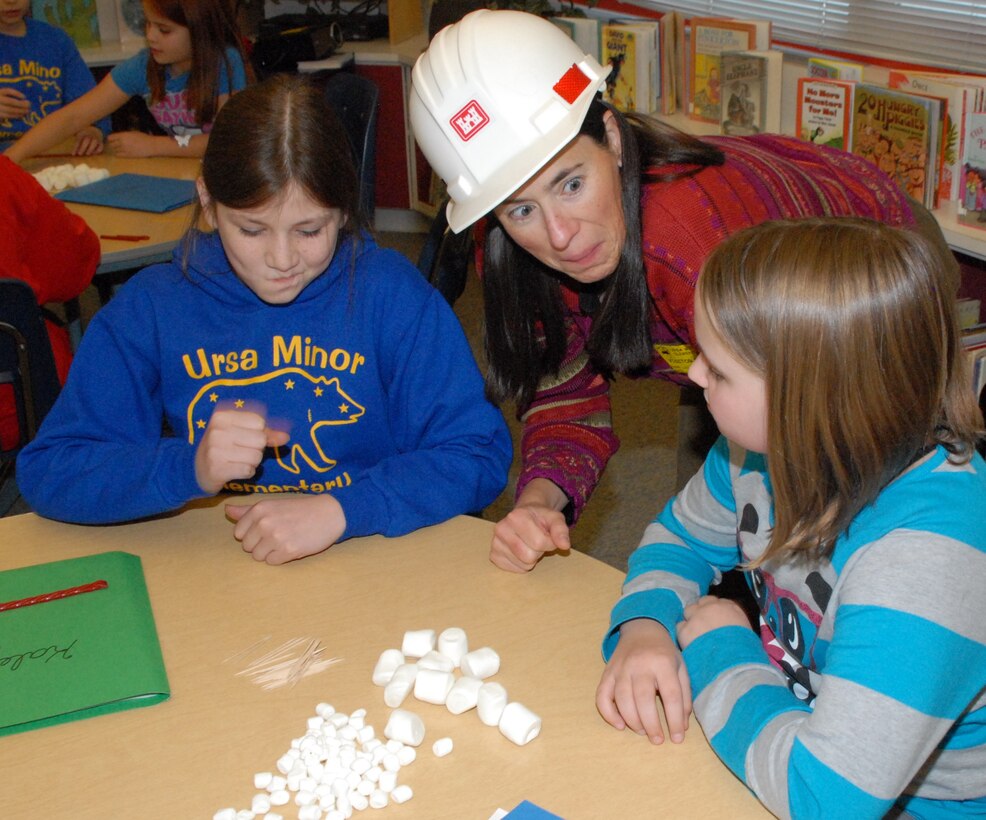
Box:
0 551 170 736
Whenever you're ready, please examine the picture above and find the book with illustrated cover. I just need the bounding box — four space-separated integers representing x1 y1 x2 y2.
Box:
719 49 782 135
850 83 943 209
807 57 865 83
688 16 771 124
888 70 980 204
32 0 100 47
959 113 986 230
796 77 855 150
600 21 659 114
0 551 170 736
550 16 602 63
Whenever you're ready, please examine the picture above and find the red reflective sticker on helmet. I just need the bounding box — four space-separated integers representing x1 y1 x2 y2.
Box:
450 100 490 142
553 64 591 104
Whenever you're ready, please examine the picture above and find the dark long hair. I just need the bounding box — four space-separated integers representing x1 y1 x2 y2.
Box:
482 99 724 407
144 0 252 127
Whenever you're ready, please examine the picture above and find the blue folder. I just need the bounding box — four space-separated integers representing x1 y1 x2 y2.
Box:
55 173 197 213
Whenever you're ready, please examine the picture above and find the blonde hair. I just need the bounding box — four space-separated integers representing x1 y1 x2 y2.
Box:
698 217 984 562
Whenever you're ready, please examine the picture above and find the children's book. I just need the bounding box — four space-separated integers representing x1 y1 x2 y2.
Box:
888 70 981 204
600 21 660 115
0 551 170 736
32 0 100 47
850 83 943 209
688 16 771 124
807 57 865 83
719 49 783 135
796 77 855 150
958 112 986 229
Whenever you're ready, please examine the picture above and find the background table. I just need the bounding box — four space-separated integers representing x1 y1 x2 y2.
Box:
0 503 770 819
24 150 201 275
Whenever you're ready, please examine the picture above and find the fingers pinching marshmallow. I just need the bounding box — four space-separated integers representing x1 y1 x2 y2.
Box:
401 629 436 658
460 646 500 679
371 648 405 685
383 662 418 708
413 668 455 704
445 675 483 715
384 708 426 747
498 702 542 746
476 681 508 726
437 627 468 667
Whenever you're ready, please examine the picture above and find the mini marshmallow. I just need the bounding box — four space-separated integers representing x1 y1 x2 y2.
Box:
445 675 483 715
498 701 542 746
437 627 468 666
417 649 455 672
369 789 389 809
401 629 436 658
413 667 455 704
254 772 273 790
391 785 413 804
432 736 453 757
477 681 508 726
213 810 236 820
235 812 254 820
371 648 405 685
251 794 271 814
264 814 284 820
269 789 290 806
383 662 418 708
460 646 500 679
384 708 426 746
297 806 320 820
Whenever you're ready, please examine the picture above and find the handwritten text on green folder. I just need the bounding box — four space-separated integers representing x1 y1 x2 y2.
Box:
0 551 170 736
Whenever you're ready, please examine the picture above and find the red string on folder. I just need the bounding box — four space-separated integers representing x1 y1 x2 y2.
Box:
0 580 108 612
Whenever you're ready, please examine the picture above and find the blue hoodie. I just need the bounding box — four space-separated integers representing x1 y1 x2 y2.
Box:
17 231 511 539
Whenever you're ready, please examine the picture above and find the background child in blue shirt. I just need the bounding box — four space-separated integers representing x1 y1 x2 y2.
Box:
17 74 512 565
5 0 247 162
597 218 986 818
0 0 109 151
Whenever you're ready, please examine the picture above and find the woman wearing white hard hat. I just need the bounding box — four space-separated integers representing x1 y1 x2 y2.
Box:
410 9 956 573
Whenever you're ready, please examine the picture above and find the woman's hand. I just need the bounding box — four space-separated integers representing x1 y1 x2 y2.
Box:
677 595 752 649
225 495 346 565
194 407 290 494
489 478 571 572
596 618 692 745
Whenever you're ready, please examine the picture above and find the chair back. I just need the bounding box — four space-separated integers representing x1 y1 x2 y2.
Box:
322 71 379 223
0 278 61 458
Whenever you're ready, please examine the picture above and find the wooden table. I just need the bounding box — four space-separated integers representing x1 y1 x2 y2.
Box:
0 504 770 819
24 150 201 275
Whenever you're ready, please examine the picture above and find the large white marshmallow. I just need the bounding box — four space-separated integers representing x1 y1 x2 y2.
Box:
460 646 500 679
437 627 469 666
372 648 405 686
498 701 542 746
476 681 508 726
401 629 436 658
413 667 455 705
445 675 483 715
383 708 426 747
383 662 418 708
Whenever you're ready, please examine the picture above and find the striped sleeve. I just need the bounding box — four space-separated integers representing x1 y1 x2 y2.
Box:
684 529 986 819
602 437 746 659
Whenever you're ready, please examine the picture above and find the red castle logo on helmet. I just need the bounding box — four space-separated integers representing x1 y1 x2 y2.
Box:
449 100 490 142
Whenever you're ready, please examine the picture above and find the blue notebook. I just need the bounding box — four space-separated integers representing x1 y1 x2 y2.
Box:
56 173 197 213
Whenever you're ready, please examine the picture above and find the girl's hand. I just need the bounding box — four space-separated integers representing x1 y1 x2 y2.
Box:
0 88 30 120
72 125 104 156
105 130 156 157
596 618 692 745
489 478 572 572
194 407 290 494
677 596 752 649
225 495 346 565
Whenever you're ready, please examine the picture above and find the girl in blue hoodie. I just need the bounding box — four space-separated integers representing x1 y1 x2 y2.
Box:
17 74 512 565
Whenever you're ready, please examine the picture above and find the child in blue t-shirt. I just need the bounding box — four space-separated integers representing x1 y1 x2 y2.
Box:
0 0 109 152
5 0 248 162
17 74 512 565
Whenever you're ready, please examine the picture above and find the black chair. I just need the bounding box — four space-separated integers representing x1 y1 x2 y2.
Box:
0 278 62 513
322 70 379 224
416 198 474 306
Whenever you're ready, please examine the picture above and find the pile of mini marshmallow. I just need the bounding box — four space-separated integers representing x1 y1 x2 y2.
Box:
32 163 110 194
213 626 540 820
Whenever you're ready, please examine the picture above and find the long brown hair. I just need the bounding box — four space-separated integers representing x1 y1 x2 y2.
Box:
698 217 984 562
143 0 250 126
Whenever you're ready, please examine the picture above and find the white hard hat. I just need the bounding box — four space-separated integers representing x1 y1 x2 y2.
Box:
410 9 609 233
